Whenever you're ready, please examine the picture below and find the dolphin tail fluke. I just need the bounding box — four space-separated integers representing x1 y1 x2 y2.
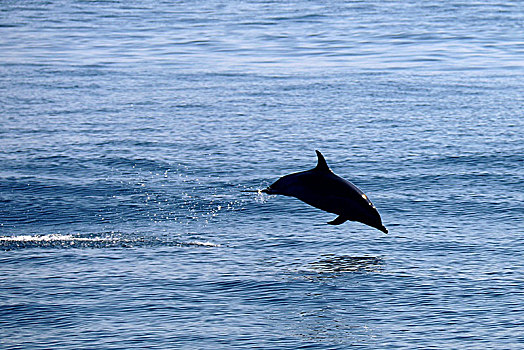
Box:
327 215 348 225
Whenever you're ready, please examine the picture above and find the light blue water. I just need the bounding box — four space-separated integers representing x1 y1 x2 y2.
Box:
1 1 523 349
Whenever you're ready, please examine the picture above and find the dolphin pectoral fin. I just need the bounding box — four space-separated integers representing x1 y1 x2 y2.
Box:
327 215 348 225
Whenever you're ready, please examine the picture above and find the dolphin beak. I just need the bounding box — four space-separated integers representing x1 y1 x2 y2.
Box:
379 226 388 234
261 187 277 194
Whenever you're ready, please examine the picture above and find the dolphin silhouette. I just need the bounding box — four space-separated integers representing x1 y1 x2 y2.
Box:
261 150 388 234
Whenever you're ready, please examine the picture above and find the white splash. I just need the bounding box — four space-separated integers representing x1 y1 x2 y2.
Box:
0 234 116 242
0 234 221 248
187 241 221 247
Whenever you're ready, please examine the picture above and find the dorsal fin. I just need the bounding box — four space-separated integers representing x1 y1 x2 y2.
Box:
314 150 330 172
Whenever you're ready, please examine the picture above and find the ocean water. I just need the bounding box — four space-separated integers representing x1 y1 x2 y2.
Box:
1 0 523 348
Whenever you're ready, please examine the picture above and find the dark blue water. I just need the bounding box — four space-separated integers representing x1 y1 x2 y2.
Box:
1 1 523 348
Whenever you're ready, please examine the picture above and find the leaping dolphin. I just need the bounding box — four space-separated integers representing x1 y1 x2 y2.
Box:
259 150 388 234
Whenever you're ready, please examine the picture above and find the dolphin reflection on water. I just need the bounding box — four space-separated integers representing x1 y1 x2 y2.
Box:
246 150 388 234
309 255 384 274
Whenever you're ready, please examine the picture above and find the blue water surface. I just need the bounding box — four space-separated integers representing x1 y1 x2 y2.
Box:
1 1 523 349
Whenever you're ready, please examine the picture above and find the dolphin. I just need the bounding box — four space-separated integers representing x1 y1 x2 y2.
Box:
260 150 388 234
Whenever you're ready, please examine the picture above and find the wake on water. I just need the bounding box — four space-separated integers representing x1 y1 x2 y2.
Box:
0 233 220 250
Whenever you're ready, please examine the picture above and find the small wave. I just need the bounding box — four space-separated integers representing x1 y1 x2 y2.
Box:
187 240 221 247
0 234 114 243
0 233 220 250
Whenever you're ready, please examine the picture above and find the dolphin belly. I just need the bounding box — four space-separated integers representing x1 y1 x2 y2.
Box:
296 193 386 233
297 194 373 219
